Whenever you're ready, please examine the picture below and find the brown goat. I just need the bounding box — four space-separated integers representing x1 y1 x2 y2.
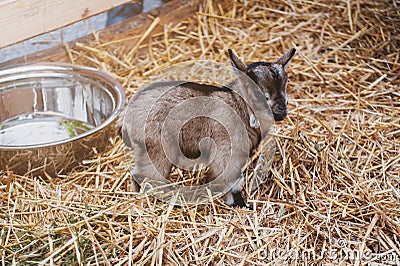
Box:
121 48 295 207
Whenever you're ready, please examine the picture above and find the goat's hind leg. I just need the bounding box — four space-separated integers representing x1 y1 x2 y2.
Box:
130 142 172 193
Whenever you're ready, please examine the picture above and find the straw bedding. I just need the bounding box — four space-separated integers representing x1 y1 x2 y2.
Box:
1 0 399 264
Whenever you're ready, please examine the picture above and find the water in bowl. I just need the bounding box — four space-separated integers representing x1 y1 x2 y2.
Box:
0 112 95 146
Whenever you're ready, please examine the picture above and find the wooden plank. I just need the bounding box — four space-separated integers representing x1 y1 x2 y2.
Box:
0 0 139 48
0 0 201 66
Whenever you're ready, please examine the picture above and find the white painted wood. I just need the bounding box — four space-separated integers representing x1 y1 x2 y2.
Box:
0 0 137 48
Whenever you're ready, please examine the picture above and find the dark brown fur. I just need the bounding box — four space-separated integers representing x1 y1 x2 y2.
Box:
121 48 295 207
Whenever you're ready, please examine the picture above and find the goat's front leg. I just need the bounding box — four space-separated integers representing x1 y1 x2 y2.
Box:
224 173 251 209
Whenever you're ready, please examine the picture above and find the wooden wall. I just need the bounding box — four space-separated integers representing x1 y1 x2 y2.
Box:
0 0 138 48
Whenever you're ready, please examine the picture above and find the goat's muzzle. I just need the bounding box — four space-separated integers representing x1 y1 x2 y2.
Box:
273 112 287 121
272 102 287 121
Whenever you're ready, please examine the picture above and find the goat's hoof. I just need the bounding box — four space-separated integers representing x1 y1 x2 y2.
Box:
230 191 252 210
245 204 253 210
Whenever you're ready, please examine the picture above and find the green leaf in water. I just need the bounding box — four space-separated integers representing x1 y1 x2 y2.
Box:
60 119 94 138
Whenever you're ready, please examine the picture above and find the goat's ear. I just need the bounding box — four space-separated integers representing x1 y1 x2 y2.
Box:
276 48 296 68
228 49 247 73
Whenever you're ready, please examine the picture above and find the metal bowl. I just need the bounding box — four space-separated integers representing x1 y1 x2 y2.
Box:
0 63 126 176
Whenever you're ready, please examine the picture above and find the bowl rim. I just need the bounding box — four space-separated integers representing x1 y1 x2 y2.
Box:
0 62 126 150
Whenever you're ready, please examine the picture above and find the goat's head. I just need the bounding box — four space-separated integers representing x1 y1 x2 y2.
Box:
228 48 296 121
